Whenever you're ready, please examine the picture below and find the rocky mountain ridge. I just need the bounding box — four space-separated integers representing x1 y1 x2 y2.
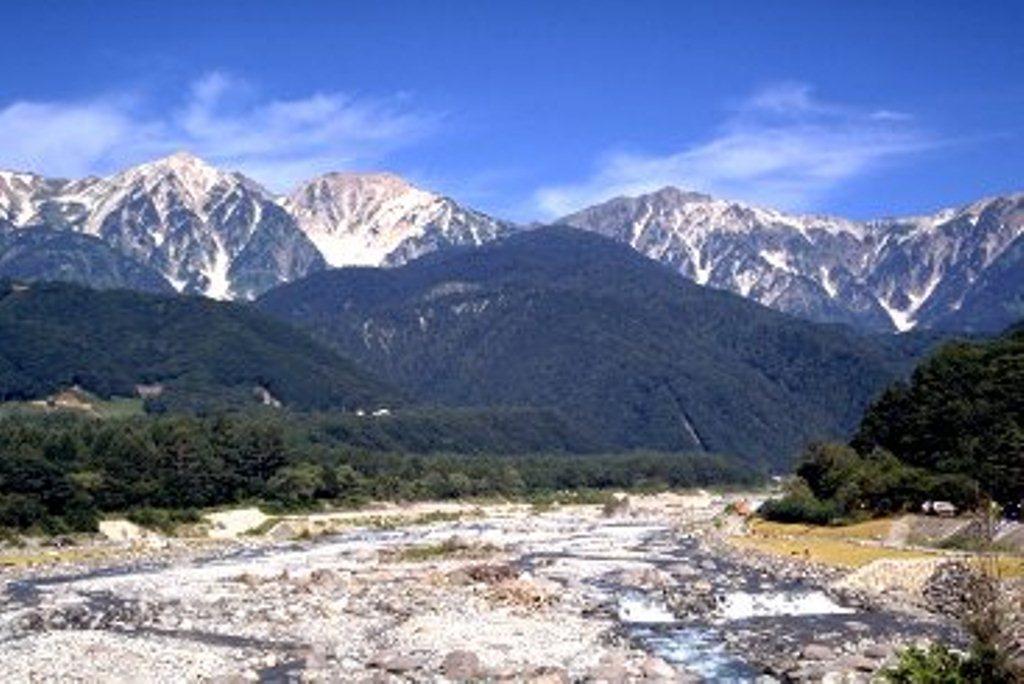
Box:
0 154 509 299
561 187 1024 332
2 154 1021 331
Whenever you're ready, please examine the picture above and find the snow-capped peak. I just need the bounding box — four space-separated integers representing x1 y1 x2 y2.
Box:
112 151 237 205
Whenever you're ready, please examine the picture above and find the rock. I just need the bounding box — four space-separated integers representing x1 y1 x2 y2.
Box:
591 653 629 682
367 651 423 673
441 650 482 680
801 644 833 660
489 666 521 680
845 655 877 672
863 643 892 659
464 563 518 584
589 664 629 682
527 665 570 683
641 655 677 679
302 643 329 671
620 567 673 590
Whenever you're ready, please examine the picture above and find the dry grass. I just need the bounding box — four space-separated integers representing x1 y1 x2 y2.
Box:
729 533 933 568
990 556 1024 579
734 518 1024 575
384 537 497 563
0 545 125 568
749 517 893 541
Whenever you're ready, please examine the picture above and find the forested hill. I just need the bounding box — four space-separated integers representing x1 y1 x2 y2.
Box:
853 323 1024 506
0 280 397 412
0 227 174 294
259 227 938 467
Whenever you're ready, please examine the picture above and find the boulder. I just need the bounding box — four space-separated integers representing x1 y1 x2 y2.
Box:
367 651 423 673
641 655 677 679
527 665 570 683
442 650 482 681
590 652 630 683
801 644 833 660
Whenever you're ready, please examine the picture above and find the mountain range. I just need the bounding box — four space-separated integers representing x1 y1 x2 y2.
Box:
1 153 1021 333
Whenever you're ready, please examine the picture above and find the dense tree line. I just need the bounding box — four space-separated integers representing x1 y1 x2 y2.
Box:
0 411 758 534
853 328 1024 507
763 327 1024 523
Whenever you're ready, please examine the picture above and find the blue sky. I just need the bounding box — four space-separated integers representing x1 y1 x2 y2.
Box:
0 1 1021 220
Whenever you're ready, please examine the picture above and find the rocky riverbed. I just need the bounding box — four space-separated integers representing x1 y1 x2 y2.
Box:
0 494 974 682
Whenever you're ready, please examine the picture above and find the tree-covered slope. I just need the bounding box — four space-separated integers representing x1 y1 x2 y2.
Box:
0 281 396 411
259 227 932 466
0 227 174 294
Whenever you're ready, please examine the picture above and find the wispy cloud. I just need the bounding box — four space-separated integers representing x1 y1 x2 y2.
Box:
0 72 437 191
535 82 935 216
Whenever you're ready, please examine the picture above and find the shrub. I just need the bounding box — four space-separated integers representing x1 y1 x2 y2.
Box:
882 641 1018 684
759 479 841 524
881 643 968 683
126 507 200 534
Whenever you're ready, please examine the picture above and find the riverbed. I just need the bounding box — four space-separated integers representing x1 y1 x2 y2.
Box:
0 494 960 682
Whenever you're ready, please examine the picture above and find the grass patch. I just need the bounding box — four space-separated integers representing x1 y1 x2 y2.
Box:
736 519 1024 574
990 556 1024 579
385 537 497 563
750 517 894 541
0 546 120 568
0 395 144 419
244 516 282 536
730 534 933 568
126 507 200 535
91 397 145 418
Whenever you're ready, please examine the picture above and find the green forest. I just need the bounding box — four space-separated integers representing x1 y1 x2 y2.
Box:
764 326 1024 523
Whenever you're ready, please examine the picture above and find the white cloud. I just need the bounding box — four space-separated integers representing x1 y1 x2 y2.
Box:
0 72 436 191
536 82 935 216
